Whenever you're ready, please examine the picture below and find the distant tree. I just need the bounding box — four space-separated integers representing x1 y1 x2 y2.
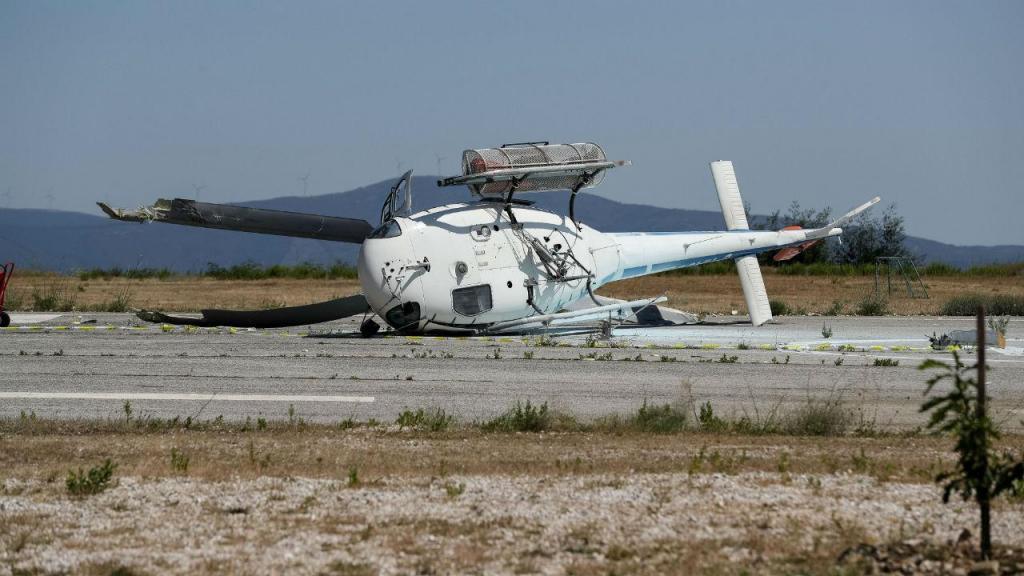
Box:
753 202 909 266
831 204 909 265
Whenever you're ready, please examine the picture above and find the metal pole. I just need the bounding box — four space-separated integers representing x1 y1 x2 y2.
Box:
977 305 991 558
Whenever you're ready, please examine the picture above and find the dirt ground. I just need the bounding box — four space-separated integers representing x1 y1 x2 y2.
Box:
3 426 1023 575
7 271 1022 315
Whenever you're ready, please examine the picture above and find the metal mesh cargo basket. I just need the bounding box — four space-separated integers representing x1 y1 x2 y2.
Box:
461 142 608 197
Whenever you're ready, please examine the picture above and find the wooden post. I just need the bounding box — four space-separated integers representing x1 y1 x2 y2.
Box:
977 305 991 558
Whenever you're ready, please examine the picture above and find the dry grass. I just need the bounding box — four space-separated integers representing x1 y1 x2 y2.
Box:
0 422 961 484
8 271 362 312
600 272 1024 316
4 421 1024 575
7 270 1022 315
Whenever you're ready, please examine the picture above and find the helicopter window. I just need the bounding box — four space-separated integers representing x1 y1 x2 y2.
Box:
452 284 492 316
385 301 420 330
368 220 402 239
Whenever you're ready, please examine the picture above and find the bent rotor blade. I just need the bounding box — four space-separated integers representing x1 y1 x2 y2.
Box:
137 294 370 328
98 198 374 244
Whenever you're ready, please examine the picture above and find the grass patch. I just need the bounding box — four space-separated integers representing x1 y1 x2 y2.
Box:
169 448 190 473
481 400 573 433
78 267 174 281
30 281 77 311
66 459 116 496
769 299 791 316
395 408 455 432
855 294 889 316
921 261 1024 277
940 293 1024 316
629 400 688 434
93 286 133 312
784 397 851 437
773 262 876 276
202 261 358 280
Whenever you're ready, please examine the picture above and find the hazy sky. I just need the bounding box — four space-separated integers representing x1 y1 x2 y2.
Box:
2 1 1022 245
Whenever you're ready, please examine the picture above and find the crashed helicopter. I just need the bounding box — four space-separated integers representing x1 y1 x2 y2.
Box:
98 142 879 335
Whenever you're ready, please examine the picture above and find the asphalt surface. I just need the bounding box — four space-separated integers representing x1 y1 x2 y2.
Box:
2 313 1022 430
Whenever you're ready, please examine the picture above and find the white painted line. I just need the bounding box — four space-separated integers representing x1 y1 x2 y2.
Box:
8 313 63 324
0 392 374 403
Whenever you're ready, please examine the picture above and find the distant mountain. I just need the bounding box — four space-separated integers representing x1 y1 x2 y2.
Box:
1 176 1020 271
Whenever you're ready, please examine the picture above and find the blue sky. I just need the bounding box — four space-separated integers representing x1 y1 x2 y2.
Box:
2 0 1022 244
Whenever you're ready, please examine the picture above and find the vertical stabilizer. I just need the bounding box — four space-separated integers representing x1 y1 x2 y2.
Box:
710 160 749 230
710 161 773 326
735 255 773 326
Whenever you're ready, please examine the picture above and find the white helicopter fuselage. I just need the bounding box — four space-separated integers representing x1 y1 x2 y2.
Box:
357 200 832 333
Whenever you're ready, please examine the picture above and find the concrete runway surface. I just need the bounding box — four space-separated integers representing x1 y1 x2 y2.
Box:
2 313 1022 430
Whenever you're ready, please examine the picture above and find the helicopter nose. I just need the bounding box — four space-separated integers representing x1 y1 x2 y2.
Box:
357 238 396 312
357 220 424 331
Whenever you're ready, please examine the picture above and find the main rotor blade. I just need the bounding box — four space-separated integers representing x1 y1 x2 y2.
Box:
98 198 374 244
137 294 370 328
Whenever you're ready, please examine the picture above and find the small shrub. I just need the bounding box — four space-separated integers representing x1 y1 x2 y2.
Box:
825 300 845 316
66 459 116 496
717 354 738 363
769 299 791 316
482 400 552 433
784 397 850 436
169 448 189 473
31 282 77 312
395 408 454 432
444 481 466 498
629 400 687 434
920 351 1024 558
347 466 360 487
737 342 750 350
855 295 889 316
97 287 133 312
523 350 534 359
988 317 1009 338
874 358 899 367
834 356 844 366
698 401 727 432
821 322 833 339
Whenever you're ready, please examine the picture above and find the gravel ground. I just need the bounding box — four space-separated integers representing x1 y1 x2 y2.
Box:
3 472 1023 575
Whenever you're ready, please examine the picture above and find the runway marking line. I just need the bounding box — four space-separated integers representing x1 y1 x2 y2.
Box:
0 392 375 403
